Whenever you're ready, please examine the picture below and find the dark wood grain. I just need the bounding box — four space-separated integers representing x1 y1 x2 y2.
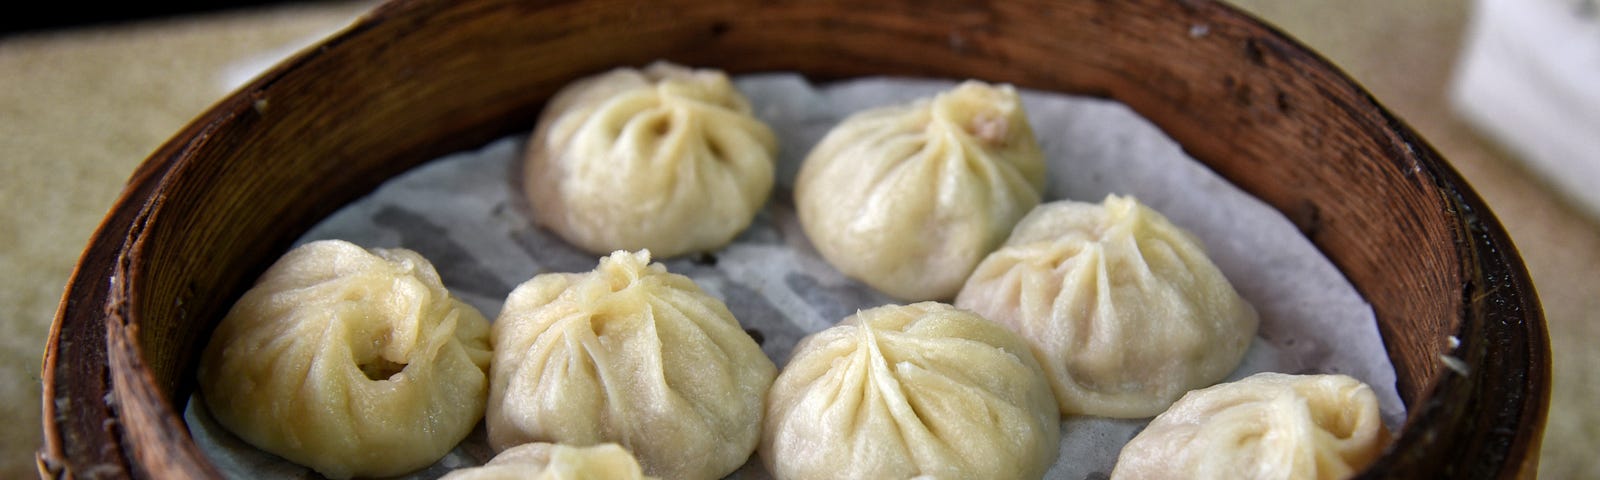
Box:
41 0 1548 478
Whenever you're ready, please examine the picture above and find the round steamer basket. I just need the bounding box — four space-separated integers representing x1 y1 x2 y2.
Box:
39 0 1549 478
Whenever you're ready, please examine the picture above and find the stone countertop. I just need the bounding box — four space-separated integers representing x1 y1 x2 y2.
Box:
2 0 1594 477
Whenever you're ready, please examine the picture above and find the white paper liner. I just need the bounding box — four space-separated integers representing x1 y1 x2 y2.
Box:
186 74 1405 480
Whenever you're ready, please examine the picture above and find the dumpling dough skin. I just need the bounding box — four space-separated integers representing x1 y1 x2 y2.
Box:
524 61 777 258
795 81 1046 301
439 443 659 480
1111 373 1392 480
761 302 1060 480
488 250 776 480
955 195 1258 418
197 240 492 479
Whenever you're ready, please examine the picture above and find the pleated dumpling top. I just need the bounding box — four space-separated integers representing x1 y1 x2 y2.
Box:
487 250 776 480
956 195 1258 418
795 81 1047 301
761 302 1060 480
524 62 777 258
198 239 492 479
1112 373 1392 480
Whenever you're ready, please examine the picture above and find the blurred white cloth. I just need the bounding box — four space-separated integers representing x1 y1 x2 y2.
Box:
1452 0 1600 219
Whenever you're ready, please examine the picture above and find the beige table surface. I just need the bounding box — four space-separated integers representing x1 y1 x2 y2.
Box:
2 0 1595 478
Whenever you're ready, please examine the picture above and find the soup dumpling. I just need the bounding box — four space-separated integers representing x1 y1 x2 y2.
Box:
487 250 776 480
956 195 1258 418
1111 372 1392 480
761 302 1060 480
524 61 778 258
439 443 658 480
794 81 1046 301
197 240 492 479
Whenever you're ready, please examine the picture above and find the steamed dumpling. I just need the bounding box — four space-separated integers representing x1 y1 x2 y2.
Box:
794 81 1047 301
197 240 492 479
1111 373 1392 480
439 443 658 480
524 61 778 258
488 250 776 480
761 302 1060 480
955 195 1258 418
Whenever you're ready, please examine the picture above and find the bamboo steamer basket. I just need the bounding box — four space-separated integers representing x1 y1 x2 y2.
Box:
40 0 1548 478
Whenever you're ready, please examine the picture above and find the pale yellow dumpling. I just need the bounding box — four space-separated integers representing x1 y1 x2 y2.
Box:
794 81 1047 301
439 443 658 480
525 61 777 258
197 240 492 479
956 194 1258 418
1112 373 1392 480
761 302 1060 480
488 250 776 480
